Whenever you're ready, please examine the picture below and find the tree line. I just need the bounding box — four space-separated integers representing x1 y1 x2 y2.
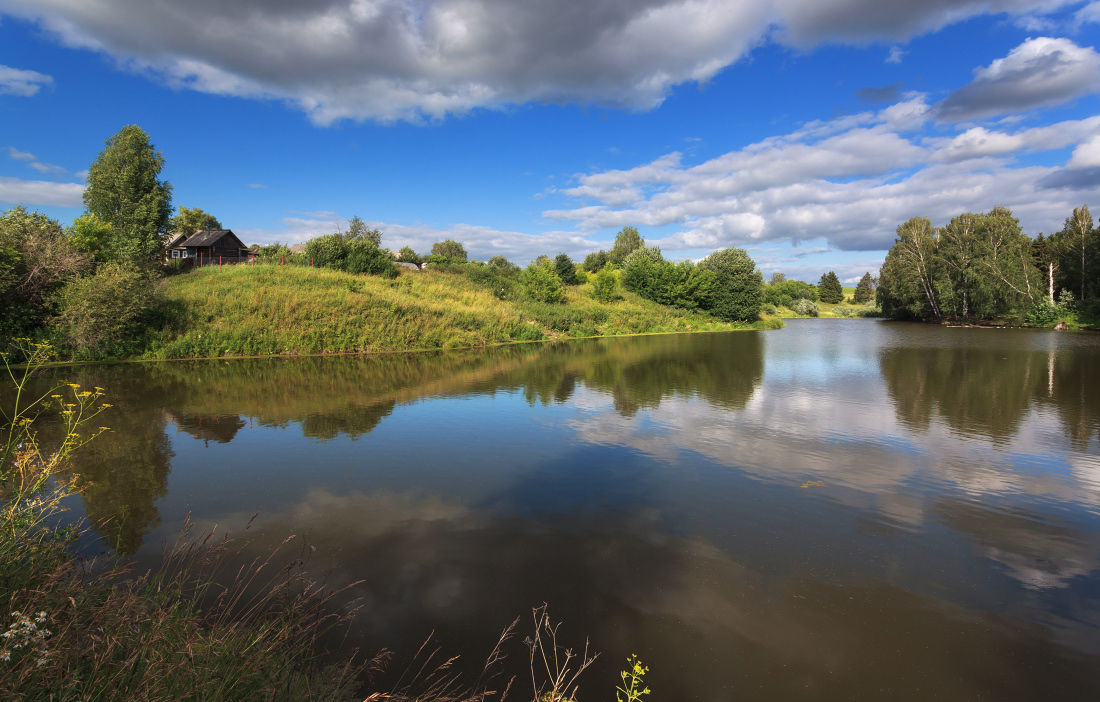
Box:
877 205 1098 325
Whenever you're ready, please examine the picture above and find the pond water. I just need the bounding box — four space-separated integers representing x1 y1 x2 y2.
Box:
26 319 1100 700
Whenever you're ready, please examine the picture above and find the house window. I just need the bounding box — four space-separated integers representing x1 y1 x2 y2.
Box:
171 250 181 259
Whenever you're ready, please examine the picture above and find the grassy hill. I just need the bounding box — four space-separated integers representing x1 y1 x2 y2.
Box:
149 264 781 359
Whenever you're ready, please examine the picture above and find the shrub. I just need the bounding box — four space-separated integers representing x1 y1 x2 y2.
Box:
621 246 666 300
397 245 422 265
582 250 611 272
51 262 165 358
523 260 566 304
554 253 580 285
791 298 819 317
431 239 467 260
762 303 778 315
305 234 397 278
833 306 853 317
591 264 618 302
488 255 519 273
699 247 764 322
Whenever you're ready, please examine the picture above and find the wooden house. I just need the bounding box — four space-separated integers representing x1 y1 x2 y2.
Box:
170 229 249 265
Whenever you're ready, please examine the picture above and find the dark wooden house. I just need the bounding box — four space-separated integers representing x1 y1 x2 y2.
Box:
170 229 249 265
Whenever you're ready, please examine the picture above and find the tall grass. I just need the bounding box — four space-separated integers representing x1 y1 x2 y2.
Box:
150 264 781 359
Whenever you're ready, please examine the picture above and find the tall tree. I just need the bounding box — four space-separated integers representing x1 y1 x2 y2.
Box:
610 226 644 265
817 271 844 303
853 272 875 303
168 206 221 237
877 217 943 321
699 247 764 322
83 125 173 262
1055 205 1095 302
769 272 786 285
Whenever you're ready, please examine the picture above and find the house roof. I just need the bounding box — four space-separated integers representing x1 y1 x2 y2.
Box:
164 232 188 248
180 229 245 249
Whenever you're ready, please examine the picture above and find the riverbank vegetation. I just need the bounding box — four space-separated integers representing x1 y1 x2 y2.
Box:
878 205 1100 327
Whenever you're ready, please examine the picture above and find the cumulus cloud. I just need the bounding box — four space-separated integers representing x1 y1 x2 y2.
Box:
0 176 85 207
934 37 1100 122
0 64 53 96
544 103 1100 253
0 0 1083 123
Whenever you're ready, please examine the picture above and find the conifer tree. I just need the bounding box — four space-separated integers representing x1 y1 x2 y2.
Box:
817 271 844 303
853 272 875 303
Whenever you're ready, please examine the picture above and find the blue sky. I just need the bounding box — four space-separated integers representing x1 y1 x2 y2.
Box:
2 1 1100 283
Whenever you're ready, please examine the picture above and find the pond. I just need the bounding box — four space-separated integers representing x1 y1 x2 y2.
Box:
26 319 1100 700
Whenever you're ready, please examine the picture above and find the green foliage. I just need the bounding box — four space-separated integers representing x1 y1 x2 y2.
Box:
167 206 221 237
83 125 173 262
431 239 468 260
345 215 382 247
769 272 786 285
523 260 566 304
617 655 651 702
487 254 519 273
582 249 611 272
791 298 819 316
591 264 618 303
610 226 644 266
817 271 844 303
67 214 114 262
1046 204 1098 303
554 253 580 285
700 247 764 322
853 272 876 303
763 279 818 308
398 246 423 265
762 303 778 315
0 207 91 341
51 262 165 359
305 233 397 278
878 207 1048 321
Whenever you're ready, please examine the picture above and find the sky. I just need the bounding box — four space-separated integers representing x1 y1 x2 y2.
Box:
2 0 1100 283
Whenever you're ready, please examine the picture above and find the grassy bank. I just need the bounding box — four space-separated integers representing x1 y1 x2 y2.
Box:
148 264 781 359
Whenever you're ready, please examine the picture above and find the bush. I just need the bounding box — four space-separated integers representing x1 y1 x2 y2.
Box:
431 239 467 260
762 303 778 315
397 246 422 265
591 265 618 302
51 262 165 358
488 255 519 273
791 298 819 317
523 260 566 304
699 248 764 322
305 234 397 278
582 250 611 272
832 306 853 317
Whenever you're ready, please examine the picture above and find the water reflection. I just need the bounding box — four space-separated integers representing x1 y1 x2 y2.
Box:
7 323 1100 700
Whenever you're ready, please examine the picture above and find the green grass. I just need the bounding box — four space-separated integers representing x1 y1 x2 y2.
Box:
149 264 782 359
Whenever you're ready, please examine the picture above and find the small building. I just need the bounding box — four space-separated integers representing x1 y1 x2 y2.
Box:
170 229 249 264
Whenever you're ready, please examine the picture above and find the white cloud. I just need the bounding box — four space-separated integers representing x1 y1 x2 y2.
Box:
0 176 84 207
543 99 1100 253
886 45 906 64
0 64 53 96
0 0 1084 123
7 147 68 176
934 37 1100 122
1075 1 1100 25
1066 134 1100 168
